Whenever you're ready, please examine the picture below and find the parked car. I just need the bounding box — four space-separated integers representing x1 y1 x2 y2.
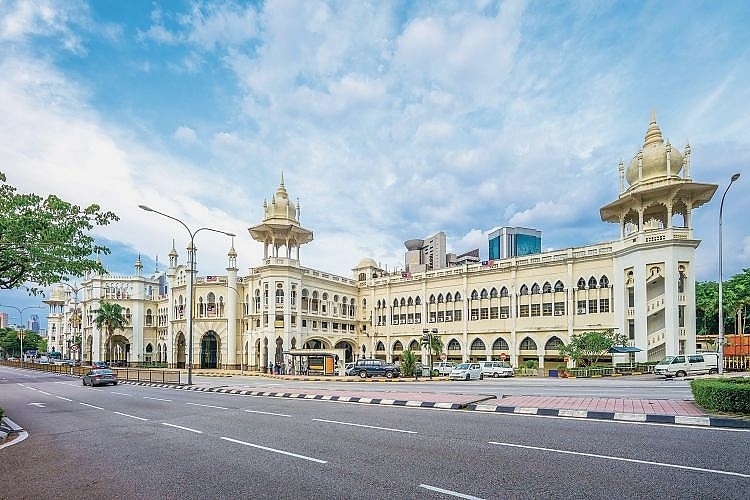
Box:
432 361 456 376
344 362 356 376
479 360 514 378
90 361 109 369
352 359 400 379
449 363 483 381
654 352 719 378
82 368 118 387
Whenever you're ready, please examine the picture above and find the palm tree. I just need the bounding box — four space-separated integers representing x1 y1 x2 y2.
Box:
93 301 127 363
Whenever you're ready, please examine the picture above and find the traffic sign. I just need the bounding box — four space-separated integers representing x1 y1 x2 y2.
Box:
440 352 447 361
500 353 507 361
70 345 79 352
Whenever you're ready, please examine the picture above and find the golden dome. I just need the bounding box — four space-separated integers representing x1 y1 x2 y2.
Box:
626 112 683 186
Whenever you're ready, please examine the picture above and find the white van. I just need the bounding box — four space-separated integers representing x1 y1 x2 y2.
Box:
479 360 514 378
653 352 720 378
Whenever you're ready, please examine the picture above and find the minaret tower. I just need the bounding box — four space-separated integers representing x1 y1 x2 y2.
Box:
600 113 717 361
226 240 239 369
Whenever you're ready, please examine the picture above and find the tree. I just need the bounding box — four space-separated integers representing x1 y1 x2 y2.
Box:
557 329 629 367
0 172 119 294
93 302 127 362
400 349 418 377
695 280 719 335
0 328 45 356
430 335 444 359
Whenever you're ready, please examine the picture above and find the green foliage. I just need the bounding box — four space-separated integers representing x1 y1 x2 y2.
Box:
557 328 628 367
430 335 443 358
400 349 418 377
696 269 750 335
0 327 45 356
0 171 119 294
524 359 538 369
691 378 750 414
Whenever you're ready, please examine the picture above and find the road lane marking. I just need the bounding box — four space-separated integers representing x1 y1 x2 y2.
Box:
55 396 72 401
37 390 52 396
111 392 130 396
221 436 327 464
186 402 228 410
113 411 148 421
244 409 292 418
488 441 750 478
162 423 203 433
144 396 172 402
419 484 485 499
312 418 417 434
80 403 104 410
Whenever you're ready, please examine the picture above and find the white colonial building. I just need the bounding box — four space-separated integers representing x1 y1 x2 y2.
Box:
46 115 717 372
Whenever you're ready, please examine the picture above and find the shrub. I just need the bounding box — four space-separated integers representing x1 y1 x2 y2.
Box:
691 377 750 414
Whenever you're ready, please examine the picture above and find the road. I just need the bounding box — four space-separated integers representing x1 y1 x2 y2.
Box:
1 367 748 499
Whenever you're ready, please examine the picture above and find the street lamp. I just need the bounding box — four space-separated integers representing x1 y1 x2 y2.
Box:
139 205 235 385
718 172 741 375
0 304 44 366
57 282 83 365
422 327 438 379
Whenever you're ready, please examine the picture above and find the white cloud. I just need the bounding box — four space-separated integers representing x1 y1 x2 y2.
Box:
174 125 197 143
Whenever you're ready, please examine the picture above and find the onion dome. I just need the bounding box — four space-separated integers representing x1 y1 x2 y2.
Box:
626 111 683 186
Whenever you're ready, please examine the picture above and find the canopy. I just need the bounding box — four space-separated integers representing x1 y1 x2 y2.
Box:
608 346 642 353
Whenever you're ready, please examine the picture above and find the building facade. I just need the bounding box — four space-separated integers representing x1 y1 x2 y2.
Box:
46 115 717 371
488 227 542 260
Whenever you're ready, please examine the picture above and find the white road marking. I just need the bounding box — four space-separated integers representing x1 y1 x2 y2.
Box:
111 392 130 396
186 402 228 410
312 418 417 434
113 411 148 421
37 390 52 396
80 403 103 410
221 436 327 464
55 396 72 401
162 422 202 434
144 396 172 402
419 484 485 499
488 441 750 478
244 409 292 418
27 402 45 408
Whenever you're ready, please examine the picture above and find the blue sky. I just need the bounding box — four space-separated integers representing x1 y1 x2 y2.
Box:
2 0 749 331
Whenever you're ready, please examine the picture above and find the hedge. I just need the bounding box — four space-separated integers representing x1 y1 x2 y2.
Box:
690 377 750 414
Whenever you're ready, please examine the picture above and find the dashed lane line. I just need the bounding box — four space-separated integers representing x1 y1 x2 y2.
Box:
186 402 228 410
418 484 485 499
221 436 327 464
162 422 203 433
244 409 292 418
144 396 172 402
488 441 750 478
113 411 148 421
312 418 417 434
79 402 104 410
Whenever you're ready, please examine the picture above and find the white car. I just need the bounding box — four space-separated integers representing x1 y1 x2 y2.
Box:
449 363 483 381
479 360 514 378
432 361 456 376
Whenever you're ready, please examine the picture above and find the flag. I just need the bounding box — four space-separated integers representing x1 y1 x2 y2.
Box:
206 275 218 282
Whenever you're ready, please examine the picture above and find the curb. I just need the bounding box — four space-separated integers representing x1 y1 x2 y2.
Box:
465 403 750 428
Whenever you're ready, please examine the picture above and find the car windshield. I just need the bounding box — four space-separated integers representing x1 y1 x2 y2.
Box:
456 363 470 369
657 356 675 364
91 369 115 375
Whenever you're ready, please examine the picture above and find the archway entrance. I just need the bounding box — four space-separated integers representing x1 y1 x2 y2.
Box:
109 334 129 366
334 340 354 363
200 332 218 369
175 332 186 369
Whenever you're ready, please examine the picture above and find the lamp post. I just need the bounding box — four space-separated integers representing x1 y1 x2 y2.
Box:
58 282 83 366
139 205 235 385
0 304 44 366
718 173 741 375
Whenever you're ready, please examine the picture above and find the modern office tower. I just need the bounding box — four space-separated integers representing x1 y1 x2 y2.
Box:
404 231 447 273
488 227 542 260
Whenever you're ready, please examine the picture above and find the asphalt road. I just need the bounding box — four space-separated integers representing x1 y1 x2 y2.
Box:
1 367 748 500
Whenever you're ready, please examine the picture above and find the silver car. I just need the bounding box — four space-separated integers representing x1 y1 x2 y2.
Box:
82 369 118 387
449 363 483 381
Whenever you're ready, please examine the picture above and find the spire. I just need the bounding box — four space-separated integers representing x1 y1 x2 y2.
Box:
643 110 663 146
135 253 143 276
154 254 160 273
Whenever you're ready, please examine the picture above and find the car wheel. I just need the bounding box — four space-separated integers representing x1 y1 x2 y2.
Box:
385 371 393 379
82 379 87 386
479 373 483 380
359 370 368 379
112 381 118 385
493 372 500 378
676 370 687 377
465 374 470 381
708 368 718 375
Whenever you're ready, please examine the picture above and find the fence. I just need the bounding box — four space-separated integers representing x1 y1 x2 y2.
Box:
0 360 181 384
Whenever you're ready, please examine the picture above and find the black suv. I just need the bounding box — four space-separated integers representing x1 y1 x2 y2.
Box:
353 359 400 379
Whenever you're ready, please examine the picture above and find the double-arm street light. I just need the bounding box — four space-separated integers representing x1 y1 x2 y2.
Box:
57 281 83 365
139 205 235 385
718 172 741 375
0 304 44 366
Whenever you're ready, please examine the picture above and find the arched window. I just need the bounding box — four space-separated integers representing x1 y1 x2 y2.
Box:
437 294 444 303
492 337 509 350
490 287 498 298
376 341 385 351
274 288 284 305
447 338 461 351
531 283 540 294
446 293 453 302
500 287 509 297
145 308 153 326
599 275 609 288
454 292 462 301
519 284 529 295
393 340 403 351
393 298 399 307
470 338 486 350
471 290 479 300
409 340 420 351
520 337 537 350
554 280 565 292
577 278 586 290
400 298 406 307
542 282 552 293
480 289 489 299
545 337 564 350
588 276 598 289
407 297 414 306
429 294 436 304
415 296 422 305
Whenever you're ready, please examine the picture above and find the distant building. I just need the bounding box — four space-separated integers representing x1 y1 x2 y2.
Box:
27 314 40 333
488 227 542 260
448 248 481 266
0 312 8 329
404 231 447 273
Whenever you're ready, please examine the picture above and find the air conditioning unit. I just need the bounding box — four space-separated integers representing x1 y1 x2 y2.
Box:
555 311 564 316
577 308 586 314
500 313 509 319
